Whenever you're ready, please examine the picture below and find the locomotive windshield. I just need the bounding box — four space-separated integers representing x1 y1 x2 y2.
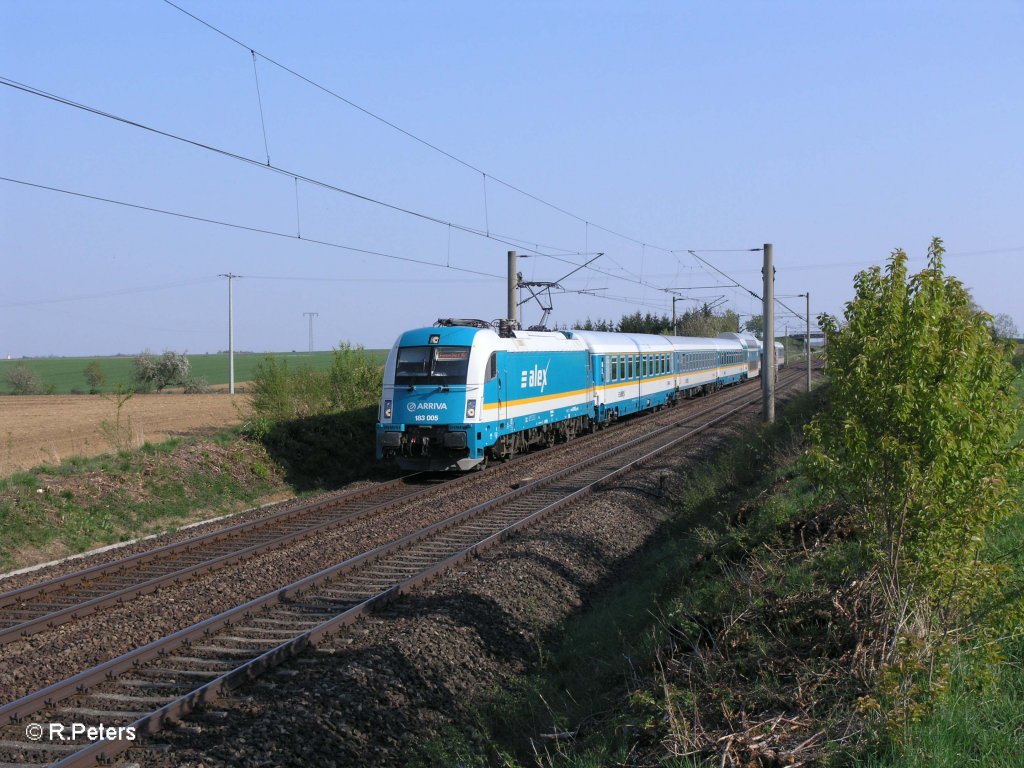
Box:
395 346 471 386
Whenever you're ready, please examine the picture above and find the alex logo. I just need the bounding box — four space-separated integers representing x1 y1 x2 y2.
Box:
406 401 448 412
520 362 550 393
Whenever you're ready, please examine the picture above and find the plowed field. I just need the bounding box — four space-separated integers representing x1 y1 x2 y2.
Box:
0 393 251 475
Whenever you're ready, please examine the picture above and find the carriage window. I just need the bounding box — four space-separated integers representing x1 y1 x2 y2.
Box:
608 357 616 382
628 357 634 379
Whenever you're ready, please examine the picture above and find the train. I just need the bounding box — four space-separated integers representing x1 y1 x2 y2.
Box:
376 319 784 472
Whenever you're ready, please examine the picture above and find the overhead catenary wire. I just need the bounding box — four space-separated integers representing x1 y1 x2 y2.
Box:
0 76 591 263
0 175 505 280
682 249 807 321
160 0 680 255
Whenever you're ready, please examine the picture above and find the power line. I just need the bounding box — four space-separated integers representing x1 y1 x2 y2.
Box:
160 0 679 254
0 76 586 262
0 276 218 309
0 175 505 280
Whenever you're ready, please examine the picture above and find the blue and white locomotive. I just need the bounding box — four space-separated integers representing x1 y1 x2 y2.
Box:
376 319 781 471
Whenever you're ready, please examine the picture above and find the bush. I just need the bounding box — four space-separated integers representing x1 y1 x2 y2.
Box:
5 363 44 395
83 361 106 394
182 376 209 394
250 343 383 422
804 238 1023 725
250 356 294 421
329 342 384 411
132 351 191 391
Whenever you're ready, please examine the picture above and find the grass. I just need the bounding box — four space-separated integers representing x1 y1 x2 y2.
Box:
0 350 386 394
0 431 285 573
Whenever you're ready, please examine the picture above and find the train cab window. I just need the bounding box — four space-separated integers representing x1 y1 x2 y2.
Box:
395 345 470 386
486 352 498 381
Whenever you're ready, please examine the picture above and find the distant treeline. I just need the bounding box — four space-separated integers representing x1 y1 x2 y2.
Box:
571 305 744 337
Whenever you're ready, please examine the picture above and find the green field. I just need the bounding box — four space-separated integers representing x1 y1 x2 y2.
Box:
0 351 387 394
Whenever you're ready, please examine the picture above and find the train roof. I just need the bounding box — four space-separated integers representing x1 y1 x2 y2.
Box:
566 330 745 354
394 326 587 354
566 330 673 353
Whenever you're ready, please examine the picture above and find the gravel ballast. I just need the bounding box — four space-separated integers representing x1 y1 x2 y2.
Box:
124 396 794 767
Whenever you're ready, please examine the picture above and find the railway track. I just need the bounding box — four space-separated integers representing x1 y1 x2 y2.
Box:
0 368 795 649
0 475 445 645
0 365 810 767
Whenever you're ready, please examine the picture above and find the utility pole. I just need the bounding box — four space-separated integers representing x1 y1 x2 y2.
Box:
507 250 518 327
671 295 679 334
762 244 775 423
805 291 812 392
303 312 319 353
219 273 241 395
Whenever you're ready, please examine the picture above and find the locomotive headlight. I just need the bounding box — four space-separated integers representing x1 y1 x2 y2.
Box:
383 400 392 419
465 399 477 419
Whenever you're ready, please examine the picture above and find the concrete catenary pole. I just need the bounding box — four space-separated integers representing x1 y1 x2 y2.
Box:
762 244 775 423
219 273 240 395
303 312 319 353
806 291 812 392
507 250 518 326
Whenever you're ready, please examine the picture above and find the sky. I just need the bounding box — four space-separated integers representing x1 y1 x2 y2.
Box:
1 0 1021 358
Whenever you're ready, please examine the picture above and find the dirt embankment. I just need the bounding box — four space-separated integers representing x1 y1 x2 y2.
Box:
0 393 251 475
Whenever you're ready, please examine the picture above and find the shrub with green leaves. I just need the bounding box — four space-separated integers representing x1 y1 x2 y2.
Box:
804 239 1022 667
249 342 383 421
328 342 384 411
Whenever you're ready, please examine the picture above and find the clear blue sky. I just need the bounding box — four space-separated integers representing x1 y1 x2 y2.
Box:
2 1 1021 357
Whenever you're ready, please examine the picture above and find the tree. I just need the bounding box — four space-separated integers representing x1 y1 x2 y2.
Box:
991 312 1019 341
618 311 672 334
674 305 740 337
572 317 616 332
5 363 44 395
804 239 1022 666
743 314 764 339
132 351 192 392
83 361 106 394
572 308 740 337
